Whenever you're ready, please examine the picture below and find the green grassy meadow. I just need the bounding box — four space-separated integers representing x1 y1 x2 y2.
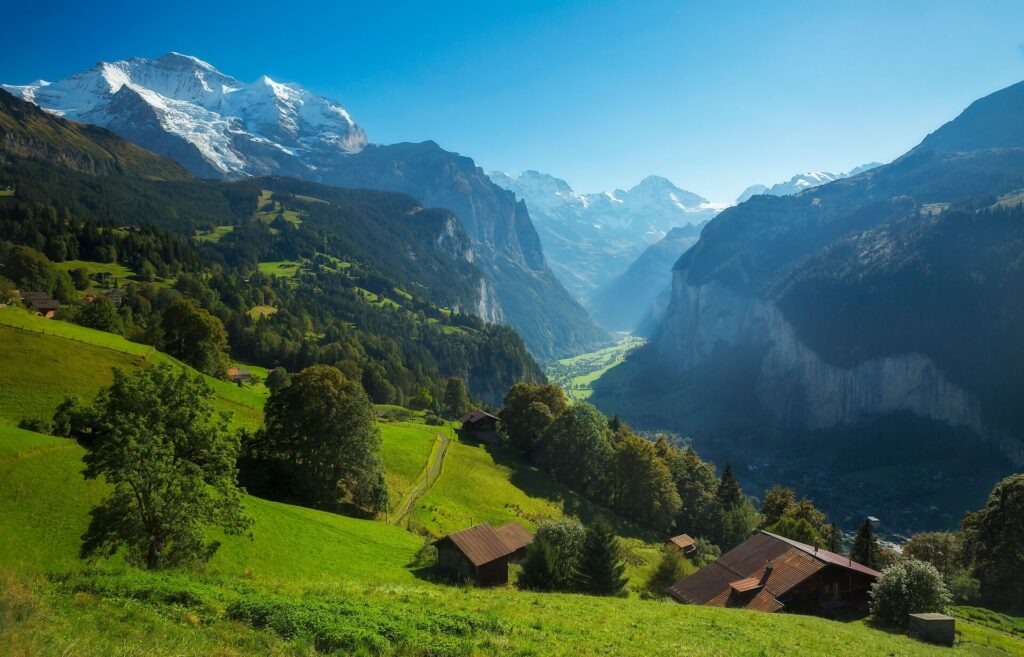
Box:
1 310 1020 656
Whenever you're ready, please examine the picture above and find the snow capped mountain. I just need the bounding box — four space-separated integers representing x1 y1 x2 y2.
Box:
489 170 723 301
737 163 883 202
2 52 366 178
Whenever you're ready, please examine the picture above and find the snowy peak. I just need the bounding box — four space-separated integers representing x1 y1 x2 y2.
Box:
737 162 883 201
488 169 724 300
2 52 367 179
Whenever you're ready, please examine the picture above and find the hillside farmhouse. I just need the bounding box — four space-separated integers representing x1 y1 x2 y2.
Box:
668 531 881 614
458 410 500 443
434 522 532 586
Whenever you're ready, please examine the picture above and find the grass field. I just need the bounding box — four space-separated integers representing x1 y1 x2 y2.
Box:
194 224 234 242
0 307 264 429
1 312 1020 656
546 334 645 401
380 423 440 514
248 304 278 318
53 259 136 286
257 260 302 277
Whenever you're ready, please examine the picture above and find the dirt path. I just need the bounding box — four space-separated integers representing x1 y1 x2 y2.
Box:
390 431 451 526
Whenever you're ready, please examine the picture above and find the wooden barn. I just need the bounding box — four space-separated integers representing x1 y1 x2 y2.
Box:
668 531 881 614
434 522 533 586
459 410 498 433
668 533 697 555
458 410 500 444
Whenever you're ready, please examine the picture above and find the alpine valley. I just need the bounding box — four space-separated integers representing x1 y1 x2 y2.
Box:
3 31 1024 657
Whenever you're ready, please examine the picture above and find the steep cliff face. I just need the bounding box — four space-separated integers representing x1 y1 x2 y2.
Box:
322 142 609 359
593 81 1024 527
655 279 987 441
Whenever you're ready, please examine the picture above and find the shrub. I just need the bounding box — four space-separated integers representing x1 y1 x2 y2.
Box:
645 545 687 598
870 559 952 626
17 417 50 434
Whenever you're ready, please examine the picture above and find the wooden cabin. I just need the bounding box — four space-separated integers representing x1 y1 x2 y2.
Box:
668 531 881 614
668 533 697 555
434 522 533 586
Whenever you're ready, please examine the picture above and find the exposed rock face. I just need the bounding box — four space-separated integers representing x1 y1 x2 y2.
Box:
655 279 986 438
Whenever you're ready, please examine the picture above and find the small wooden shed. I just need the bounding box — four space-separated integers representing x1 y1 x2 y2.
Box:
434 522 533 586
668 533 697 555
909 613 956 646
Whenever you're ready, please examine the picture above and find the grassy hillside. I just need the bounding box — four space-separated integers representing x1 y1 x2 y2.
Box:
0 424 421 584
1 313 1019 656
0 308 264 429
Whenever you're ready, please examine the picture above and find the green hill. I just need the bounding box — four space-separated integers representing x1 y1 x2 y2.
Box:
0 313 1018 656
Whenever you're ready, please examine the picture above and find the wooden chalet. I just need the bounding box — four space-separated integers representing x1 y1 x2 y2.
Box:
668 531 881 614
668 533 697 555
434 522 533 586
24 292 60 318
459 410 498 433
227 367 252 383
458 410 500 444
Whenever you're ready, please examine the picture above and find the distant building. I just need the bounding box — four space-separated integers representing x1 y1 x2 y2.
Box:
668 531 881 614
433 522 533 586
458 410 500 443
100 289 123 307
667 533 697 555
23 292 60 318
227 367 252 383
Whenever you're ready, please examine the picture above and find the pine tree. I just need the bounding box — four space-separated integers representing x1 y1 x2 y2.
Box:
850 519 882 569
578 520 628 596
519 536 557 591
715 463 744 509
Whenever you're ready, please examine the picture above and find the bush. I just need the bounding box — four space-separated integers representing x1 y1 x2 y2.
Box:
645 545 687 598
424 413 445 426
870 559 952 626
17 417 50 434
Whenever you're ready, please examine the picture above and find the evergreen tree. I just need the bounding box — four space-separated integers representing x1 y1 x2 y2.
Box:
578 520 628 596
850 519 882 569
716 464 744 509
518 536 557 591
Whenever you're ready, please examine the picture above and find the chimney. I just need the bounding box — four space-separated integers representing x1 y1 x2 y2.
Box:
759 560 774 586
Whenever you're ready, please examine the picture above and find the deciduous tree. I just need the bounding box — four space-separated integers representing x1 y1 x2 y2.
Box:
80 365 250 570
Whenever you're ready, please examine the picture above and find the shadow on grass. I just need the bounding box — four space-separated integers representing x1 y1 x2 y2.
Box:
477 440 654 541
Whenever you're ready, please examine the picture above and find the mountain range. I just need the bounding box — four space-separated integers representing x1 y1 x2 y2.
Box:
592 80 1024 532
488 171 724 303
735 163 882 203
3 54 606 360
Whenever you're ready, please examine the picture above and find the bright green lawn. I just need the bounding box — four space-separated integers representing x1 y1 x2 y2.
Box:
379 423 438 512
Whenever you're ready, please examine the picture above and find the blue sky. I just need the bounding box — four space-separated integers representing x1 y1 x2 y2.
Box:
3 0 1024 199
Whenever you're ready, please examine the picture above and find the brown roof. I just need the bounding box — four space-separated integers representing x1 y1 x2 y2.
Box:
459 410 499 424
729 577 762 593
30 299 60 311
669 534 696 549
494 522 533 552
762 531 882 578
435 522 533 567
668 530 880 611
